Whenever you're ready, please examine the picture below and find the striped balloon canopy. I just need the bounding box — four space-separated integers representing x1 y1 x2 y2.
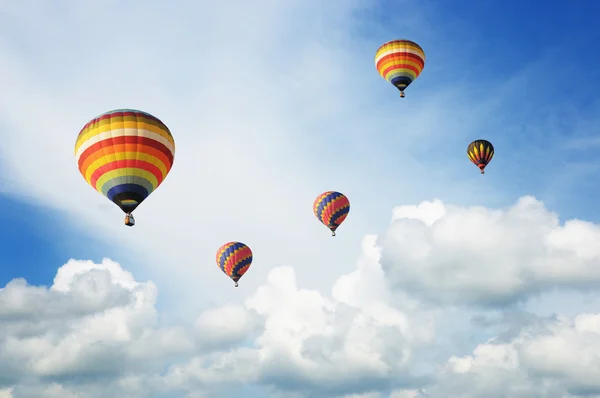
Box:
375 39 426 98
313 191 350 237
74 109 175 225
467 139 494 174
216 242 253 287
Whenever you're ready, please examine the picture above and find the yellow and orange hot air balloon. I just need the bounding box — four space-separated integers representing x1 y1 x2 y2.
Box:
375 39 426 98
467 139 494 174
74 109 175 226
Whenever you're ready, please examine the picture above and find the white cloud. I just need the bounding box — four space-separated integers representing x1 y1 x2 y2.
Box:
379 196 600 306
0 258 172 380
0 388 12 398
428 312 600 398
164 236 435 397
0 236 434 397
2 197 600 396
390 391 422 398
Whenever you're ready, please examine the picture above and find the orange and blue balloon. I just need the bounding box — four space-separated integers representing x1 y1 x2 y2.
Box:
313 191 350 236
74 109 175 226
375 39 425 98
216 242 253 287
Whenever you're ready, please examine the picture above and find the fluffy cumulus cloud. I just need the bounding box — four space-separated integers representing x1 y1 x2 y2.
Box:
428 312 600 398
2 196 600 397
379 196 600 306
162 237 435 398
0 238 434 398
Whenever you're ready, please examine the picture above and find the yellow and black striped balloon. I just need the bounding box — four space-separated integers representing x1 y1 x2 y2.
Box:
467 139 494 174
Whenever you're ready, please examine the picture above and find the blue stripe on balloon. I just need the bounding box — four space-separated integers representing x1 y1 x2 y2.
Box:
330 206 349 227
107 184 149 202
219 243 247 270
315 192 342 222
231 255 253 277
391 76 413 88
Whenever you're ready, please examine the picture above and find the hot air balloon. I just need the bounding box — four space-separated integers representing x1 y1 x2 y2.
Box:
313 191 350 237
216 242 253 287
74 109 175 226
467 139 494 174
375 39 425 98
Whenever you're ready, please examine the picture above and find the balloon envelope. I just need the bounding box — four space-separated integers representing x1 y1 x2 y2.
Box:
74 109 175 215
375 39 425 97
313 191 350 236
216 242 253 287
467 139 494 174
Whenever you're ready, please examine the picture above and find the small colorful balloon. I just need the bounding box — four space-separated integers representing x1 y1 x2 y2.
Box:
216 242 253 287
74 109 175 226
375 39 426 98
467 139 494 174
313 191 350 237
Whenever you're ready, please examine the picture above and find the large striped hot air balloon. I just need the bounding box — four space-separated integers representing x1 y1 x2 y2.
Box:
74 109 175 226
216 242 253 287
313 191 350 237
467 139 494 174
375 39 426 98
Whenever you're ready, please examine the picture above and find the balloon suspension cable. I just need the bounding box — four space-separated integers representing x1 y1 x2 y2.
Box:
400 91 405 98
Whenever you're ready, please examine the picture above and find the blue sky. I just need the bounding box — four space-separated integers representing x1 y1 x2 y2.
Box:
0 194 77 286
2 0 600 397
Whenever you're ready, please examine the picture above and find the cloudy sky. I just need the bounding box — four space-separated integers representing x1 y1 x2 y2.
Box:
1 0 600 397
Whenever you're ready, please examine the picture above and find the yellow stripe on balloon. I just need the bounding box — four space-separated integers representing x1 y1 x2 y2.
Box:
375 44 426 63
375 47 425 63
75 127 175 158
78 120 173 143
75 115 174 148
82 152 169 183
385 69 418 81
95 168 159 193
379 57 423 71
